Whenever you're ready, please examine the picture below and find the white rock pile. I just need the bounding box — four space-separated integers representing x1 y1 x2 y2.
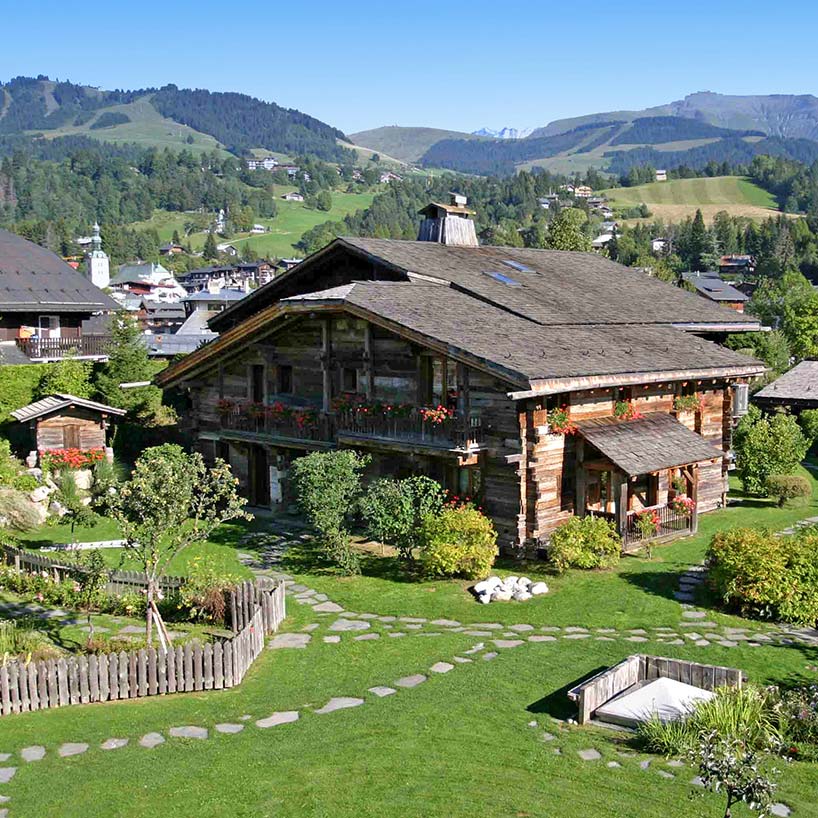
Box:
473 575 549 604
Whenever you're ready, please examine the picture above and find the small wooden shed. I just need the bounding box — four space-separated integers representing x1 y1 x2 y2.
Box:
10 393 126 459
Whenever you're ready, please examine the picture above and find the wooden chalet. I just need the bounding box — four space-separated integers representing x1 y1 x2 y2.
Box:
11 394 125 461
157 196 765 554
754 360 818 413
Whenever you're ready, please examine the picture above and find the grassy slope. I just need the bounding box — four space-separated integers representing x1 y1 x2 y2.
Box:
349 125 481 164
30 96 230 157
601 175 781 222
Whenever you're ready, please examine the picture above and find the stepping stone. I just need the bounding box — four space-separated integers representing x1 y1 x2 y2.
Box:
596 628 616 634
493 639 524 648
464 644 485 654
528 635 557 642
303 623 320 632
215 723 244 734
472 623 503 630
323 635 341 643
101 738 128 750
289 584 308 592
682 611 706 619
430 661 454 673
169 726 208 740
315 697 365 714
268 633 311 649
0 755 8 762
627 636 648 642
404 623 423 630
541 626 561 632
685 632 703 640
387 632 406 638
553 748 562 755
368 686 396 697
770 804 792 817
578 749 601 761
395 674 427 688
140 733 164 749
256 711 299 728
354 633 380 641
717 640 739 648
607 761 622 768
483 651 498 661
118 625 143 634
674 592 694 602
628 629 648 635
399 617 427 623
691 776 705 787
358 613 379 620
431 619 461 627
417 632 442 638
596 637 616 642
464 630 493 637
58 743 88 758
541 732 556 742
656 770 675 780
312 594 328 602
667 639 685 646
313 601 344 613
667 760 685 768
329 619 370 632
695 640 710 647
509 624 535 632
564 633 591 640
565 627 589 633
0 769 15 784
640 760 651 770
377 615 396 622
21 746 45 762
452 656 472 663
79 625 108 633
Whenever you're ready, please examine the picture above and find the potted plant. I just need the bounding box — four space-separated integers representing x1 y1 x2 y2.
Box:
635 508 660 540
671 495 695 516
614 400 643 420
674 394 702 414
547 405 577 436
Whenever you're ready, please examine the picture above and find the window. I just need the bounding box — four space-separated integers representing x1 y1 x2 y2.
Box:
277 365 293 394
251 364 265 403
483 271 523 287
502 259 534 273
342 367 358 393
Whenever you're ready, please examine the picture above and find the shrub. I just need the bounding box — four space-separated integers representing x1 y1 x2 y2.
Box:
734 407 809 495
12 474 38 492
547 516 621 573
180 558 240 623
0 619 61 662
799 408 818 444
779 685 818 758
765 473 812 507
91 457 119 510
419 506 497 579
0 487 41 531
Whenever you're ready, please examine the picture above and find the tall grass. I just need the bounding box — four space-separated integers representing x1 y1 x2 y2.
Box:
0 619 61 663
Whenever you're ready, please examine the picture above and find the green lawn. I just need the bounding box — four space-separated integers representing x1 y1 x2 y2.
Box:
2 467 817 816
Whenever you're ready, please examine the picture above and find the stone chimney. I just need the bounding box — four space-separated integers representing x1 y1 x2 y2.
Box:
417 193 478 247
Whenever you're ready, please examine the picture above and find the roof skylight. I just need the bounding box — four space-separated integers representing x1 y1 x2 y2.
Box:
484 271 523 287
502 259 534 273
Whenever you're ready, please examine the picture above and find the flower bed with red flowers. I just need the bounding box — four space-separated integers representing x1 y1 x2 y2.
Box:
671 495 695 516
419 404 454 425
40 448 105 471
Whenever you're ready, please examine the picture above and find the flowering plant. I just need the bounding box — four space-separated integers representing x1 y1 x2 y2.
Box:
40 448 105 471
547 405 577 435
243 402 266 419
291 408 318 430
216 398 235 416
671 494 695 516
635 508 660 539
420 405 454 425
614 400 643 420
674 394 702 413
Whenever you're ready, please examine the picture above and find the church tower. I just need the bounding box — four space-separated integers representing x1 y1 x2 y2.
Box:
86 222 110 289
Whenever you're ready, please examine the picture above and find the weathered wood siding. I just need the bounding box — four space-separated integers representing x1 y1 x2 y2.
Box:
35 409 106 451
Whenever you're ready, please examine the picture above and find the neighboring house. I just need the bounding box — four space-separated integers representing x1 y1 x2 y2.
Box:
719 254 756 276
536 198 550 210
282 192 304 202
158 199 763 553
11 393 125 463
379 171 403 184
177 261 273 293
276 258 303 274
0 228 118 363
250 224 268 234
110 262 187 304
177 287 247 336
140 301 187 334
754 360 818 412
246 157 279 171
651 238 669 255
681 272 749 313
216 243 239 257
159 243 185 256
655 170 668 182
574 185 593 198
592 233 614 250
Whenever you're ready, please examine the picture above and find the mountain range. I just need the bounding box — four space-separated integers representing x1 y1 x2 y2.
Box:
472 127 536 139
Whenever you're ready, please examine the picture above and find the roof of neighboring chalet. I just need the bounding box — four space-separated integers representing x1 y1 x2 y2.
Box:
142 334 216 357
418 201 476 217
176 308 220 335
576 413 724 476
111 262 172 286
0 229 119 313
158 281 764 392
755 360 818 404
682 273 748 303
183 289 247 303
210 237 763 333
11 393 126 423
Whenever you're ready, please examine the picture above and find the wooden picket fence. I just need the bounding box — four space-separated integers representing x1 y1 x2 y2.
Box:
0 580 285 716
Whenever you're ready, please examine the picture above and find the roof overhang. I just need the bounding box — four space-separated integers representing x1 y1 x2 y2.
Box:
670 321 762 332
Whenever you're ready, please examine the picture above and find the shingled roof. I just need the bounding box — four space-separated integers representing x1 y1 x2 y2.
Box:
211 237 762 332
576 413 724 475
755 360 818 406
11 394 126 423
0 229 119 312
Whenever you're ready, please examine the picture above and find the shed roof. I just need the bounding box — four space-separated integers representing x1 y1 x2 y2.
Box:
682 274 749 303
11 394 126 423
0 229 119 313
755 360 818 404
576 413 724 476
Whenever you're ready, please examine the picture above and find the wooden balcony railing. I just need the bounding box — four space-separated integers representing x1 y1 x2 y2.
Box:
622 501 694 547
15 335 112 360
218 404 483 450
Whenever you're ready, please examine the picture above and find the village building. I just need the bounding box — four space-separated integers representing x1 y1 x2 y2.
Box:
0 228 118 363
719 254 756 277
655 170 668 182
246 157 279 171
85 222 110 289
754 360 818 413
282 191 305 202
177 260 273 293
157 196 764 554
158 242 185 256
11 394 125 463
110 262 187 304
681 272 749 313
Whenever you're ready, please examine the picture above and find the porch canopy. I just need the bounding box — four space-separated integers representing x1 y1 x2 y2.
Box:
575 413 722 476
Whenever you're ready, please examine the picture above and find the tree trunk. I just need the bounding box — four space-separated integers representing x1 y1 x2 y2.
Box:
146 580 154 646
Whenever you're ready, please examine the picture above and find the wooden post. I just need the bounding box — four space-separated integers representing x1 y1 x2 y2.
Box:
575 438 586 519
690 464 699 534
362 323 374 399
617 473 629 538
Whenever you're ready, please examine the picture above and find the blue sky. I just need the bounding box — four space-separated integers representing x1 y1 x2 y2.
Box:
2 0 817 135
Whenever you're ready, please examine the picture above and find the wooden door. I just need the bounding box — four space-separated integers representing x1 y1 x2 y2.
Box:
64 425 81 449
249 445 269 507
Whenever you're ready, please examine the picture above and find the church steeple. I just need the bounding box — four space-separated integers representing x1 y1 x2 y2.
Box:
86 220 110 289
91 221 102 252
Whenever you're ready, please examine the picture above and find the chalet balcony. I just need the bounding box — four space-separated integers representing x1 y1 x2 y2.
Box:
217 402 483 452
621 501 694 549
15 335 112 361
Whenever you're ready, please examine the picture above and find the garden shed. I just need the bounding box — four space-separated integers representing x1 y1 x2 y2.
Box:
10 393 125 461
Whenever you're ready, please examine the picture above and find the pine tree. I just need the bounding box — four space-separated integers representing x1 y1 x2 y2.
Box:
688 209 710 271
202 231 219 261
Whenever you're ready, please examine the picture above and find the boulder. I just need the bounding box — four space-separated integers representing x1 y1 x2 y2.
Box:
530 582 549 596
25 467 43 479
512 589 532 602
49 500 66 518
516 576 531 588
29 486 52 504
474 576 502 595
492 588 513 602
478 592 493 604
73 469 93 491
504 576 519 588
81 497 93 506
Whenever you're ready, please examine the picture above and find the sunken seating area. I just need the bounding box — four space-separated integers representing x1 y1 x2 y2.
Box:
568 654 744 726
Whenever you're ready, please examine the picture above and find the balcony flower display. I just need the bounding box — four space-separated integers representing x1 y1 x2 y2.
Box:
671 494 695 516
635 508 660 539
419 405 454 425
547 405 577 436
673 394 702 413
244 402 266 419
40 448 105 471
614 400 643 420
216 398 235 416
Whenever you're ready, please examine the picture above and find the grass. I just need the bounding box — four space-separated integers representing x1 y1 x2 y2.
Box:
2 468 817 816
601 176 782 222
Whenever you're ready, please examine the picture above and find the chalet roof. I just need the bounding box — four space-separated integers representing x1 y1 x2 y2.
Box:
418 202 476 217
755 360 818 404
576 413 723 476
211 237 762 332
682 274 748 303
0 229 119 313
11 393 126 423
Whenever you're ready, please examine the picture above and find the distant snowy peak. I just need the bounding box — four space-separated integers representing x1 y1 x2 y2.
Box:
472 126 535 140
